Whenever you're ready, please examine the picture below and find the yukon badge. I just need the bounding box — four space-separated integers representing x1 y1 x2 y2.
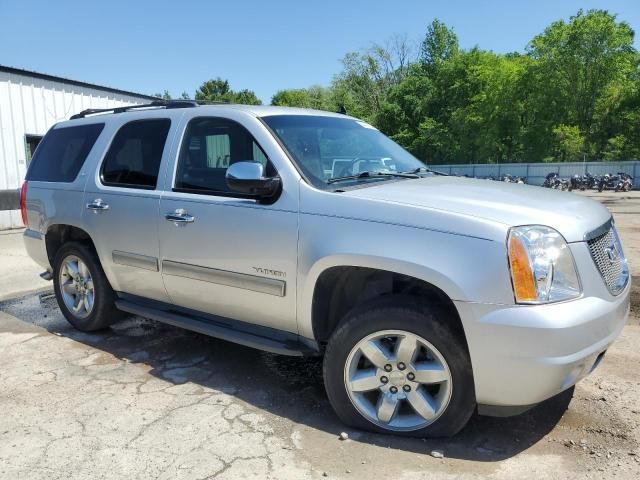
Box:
252 267 286 278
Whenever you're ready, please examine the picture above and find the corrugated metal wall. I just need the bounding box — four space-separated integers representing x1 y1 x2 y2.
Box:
0 71 150 229
433 161 640 188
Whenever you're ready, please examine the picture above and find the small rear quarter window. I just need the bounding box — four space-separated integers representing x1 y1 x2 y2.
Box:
26 123 104 182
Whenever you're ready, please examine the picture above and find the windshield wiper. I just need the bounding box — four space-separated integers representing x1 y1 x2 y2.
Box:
401 166 448 176
327 170 419 184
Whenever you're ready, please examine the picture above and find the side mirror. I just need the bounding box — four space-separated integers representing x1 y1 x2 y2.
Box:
226 161 280 199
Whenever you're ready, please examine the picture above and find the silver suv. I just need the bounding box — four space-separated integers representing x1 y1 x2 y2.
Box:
21 101 630 437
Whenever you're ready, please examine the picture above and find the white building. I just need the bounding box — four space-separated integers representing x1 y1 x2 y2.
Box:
0 65 156 229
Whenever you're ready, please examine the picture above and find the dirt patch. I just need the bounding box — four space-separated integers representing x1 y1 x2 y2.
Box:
630 277 640 324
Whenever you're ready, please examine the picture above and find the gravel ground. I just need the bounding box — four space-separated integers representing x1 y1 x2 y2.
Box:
0 190 639 480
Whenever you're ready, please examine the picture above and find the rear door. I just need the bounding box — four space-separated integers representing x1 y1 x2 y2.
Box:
157 113 299 333
82 115 175 302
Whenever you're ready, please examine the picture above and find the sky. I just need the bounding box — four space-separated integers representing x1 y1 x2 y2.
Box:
0 0 638 103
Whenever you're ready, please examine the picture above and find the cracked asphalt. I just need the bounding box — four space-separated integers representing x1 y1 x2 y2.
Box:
1 190 639 479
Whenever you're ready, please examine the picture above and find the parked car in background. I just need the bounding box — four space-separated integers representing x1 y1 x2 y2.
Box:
21 101 630 437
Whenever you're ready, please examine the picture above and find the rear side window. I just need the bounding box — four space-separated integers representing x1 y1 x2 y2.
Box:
26 123 104 182
101 119 171 189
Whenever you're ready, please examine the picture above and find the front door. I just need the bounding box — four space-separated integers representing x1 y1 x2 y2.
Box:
158 116 298 333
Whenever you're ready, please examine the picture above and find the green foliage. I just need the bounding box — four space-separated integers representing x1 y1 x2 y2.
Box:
194 77 262 105
271 88 312 107
420 19 459 68
153 90 172 100
271 85 336 111
232 89 262 105
171 10 638 163
269 10 639 163
523 9 637 160
551 125 585 161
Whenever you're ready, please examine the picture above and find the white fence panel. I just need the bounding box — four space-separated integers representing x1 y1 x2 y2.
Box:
433 161 639 188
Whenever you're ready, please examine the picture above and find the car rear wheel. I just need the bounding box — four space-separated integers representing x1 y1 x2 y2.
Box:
53 242 123 331
323 296 475 437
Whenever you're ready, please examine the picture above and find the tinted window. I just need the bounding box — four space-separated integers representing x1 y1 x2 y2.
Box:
26 123 104 182
101 119 171 189
175 117 271 194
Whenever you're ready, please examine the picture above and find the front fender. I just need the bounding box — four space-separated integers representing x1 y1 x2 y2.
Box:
296 213 515 340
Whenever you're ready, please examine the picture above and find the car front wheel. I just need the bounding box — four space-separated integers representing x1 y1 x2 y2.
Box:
323 296 475 437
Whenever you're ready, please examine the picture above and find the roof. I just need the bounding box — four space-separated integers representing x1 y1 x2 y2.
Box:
223 104 351 118
58 102 355 126
0 64 158 101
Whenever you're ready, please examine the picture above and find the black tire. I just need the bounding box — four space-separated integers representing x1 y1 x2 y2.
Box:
53 241 124 331
323 295 475 437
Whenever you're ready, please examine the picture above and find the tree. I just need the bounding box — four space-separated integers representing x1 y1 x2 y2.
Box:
332 34 416 121
195 78 232 102
375 46 528 164
271 88 312 107
420 19 459 69
525 10 637 157
152 90 192 101
195 78 262 104
233 89 262 105
187 9 640 164
153 90 172 100
551 125 585 161
602 134 628 160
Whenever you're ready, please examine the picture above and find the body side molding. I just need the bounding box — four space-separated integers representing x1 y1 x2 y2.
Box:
162 260 286 297
112 250 159 272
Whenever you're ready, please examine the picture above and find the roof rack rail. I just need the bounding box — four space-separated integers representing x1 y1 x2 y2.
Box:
69 99 199 120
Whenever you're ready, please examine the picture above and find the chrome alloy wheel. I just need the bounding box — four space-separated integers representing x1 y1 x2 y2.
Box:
344 330 453 431
59 255 95 319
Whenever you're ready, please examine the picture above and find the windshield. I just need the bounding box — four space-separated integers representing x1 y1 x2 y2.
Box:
261 115 427 189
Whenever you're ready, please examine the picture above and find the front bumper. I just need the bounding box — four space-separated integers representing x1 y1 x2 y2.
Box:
455 280 630 412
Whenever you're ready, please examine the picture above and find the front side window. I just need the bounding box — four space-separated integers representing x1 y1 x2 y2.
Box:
101 119 171 189
261 115 427 189
26 123 104 182
175 117 271 195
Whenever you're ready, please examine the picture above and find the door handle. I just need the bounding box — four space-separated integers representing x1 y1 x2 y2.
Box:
165 209 195 226
87 199 109 212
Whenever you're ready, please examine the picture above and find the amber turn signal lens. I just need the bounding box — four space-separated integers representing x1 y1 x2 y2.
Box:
508 234 537 302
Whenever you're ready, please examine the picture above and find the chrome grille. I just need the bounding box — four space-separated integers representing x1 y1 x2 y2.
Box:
587 224 629 295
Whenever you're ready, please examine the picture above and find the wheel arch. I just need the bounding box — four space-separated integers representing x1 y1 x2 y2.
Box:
45 223 98 267
301 255 469 349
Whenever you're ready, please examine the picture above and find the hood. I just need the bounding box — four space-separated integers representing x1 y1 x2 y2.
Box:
343 176 611 243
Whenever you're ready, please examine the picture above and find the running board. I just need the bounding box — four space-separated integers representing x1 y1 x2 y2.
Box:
114 298 319 357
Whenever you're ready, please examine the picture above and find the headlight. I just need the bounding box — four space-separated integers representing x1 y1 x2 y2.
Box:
507 225 581 304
